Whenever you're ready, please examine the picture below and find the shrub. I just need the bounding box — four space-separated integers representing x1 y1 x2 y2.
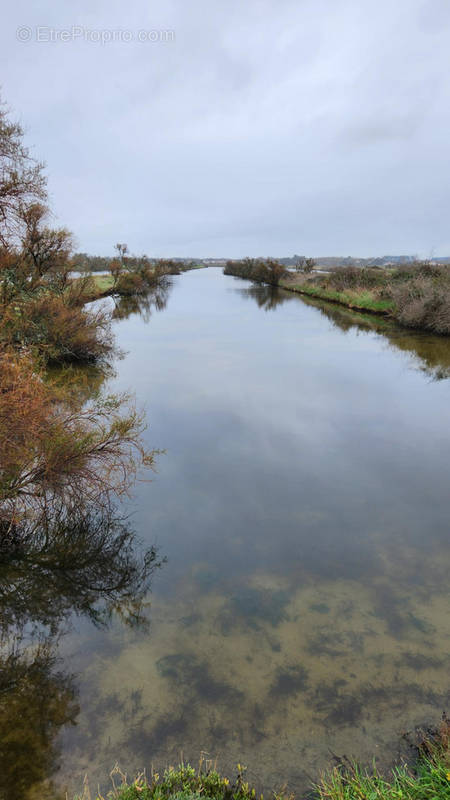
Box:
325 266 388 292
284 259 450 334
115 270 148 296
389 275 450 334
224 258 287 286
295 257 316 274
0 293 113 363
0 348 158 529
0 95 117 365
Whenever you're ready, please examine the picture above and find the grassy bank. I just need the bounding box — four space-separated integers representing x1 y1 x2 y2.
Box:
281 279 394 314
316 718 450 800
78 719 450 800
224 260 450 334
90 274 115 295
71 273 115 302
72 263 206 304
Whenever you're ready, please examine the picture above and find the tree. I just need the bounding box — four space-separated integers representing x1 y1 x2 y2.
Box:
295 256 316 274
20 202 73 287
0 349 158 532
0 98 116 363
110 257 123 288
265 258 287 285
224 258 287 286
0 97 46 249
0 95 159 550
114 242 129 266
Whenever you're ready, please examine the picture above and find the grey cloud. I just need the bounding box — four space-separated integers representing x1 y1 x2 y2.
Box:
1 0 449 257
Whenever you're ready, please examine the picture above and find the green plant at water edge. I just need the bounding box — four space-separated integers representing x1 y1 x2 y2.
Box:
286 262 450 333
77 762 274 800
78 717 450 800
317 715 450 800
225 258 450 334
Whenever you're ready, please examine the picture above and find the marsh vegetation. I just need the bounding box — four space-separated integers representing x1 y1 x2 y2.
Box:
224 259 450 334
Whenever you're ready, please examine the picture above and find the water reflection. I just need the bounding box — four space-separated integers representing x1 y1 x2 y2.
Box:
57 270 450 796
0 504 162 799
299 294 450 381
237 283 450 381
238 284 293 312
0 642 77 800
112 283 171 322
48 361 117 405
0 508 161 635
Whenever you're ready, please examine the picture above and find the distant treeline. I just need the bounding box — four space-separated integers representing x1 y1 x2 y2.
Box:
278 255 450 267
72 253 198 272
224 258 288 286
73 253 450 271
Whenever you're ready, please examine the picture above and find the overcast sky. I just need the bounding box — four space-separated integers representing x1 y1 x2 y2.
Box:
2 0 450 257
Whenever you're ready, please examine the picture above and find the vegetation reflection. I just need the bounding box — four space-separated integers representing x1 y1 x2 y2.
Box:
112 283 171 323
0 501 163 799
0 352 164 799
236 282 450 380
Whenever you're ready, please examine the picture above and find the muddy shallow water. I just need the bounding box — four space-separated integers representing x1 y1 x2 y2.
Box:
50 269 450 793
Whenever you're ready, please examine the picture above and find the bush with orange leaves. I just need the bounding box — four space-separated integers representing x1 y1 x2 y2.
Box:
0 95 159 544
0 348 158 535
0 98 114 364
0 289 113 363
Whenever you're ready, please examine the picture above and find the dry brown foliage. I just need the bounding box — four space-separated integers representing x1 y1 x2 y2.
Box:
0 292 113 363
0 349 158 531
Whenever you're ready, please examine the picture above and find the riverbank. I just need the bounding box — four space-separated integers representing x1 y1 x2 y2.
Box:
224 260 450 334
77 273 115 301
280 276 394 315
79 717 450 800
72 264 206 303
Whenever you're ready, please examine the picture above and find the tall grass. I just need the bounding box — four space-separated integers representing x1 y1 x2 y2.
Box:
317 715 450 800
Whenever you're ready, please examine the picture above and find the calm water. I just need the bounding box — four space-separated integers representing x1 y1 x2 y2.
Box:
54 269 450 793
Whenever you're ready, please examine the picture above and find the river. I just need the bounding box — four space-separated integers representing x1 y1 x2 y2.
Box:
52 268 450 794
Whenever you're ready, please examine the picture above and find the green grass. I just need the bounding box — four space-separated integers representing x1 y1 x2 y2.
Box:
76 763 270 800
69 274 115 302
281 280 394 314
317 752 450 800
91 274 115 292
317 723 450 800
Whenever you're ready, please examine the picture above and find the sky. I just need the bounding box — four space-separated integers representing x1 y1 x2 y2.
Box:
1 0 450 258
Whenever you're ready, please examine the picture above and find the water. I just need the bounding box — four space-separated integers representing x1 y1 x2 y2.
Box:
10 269 450 796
